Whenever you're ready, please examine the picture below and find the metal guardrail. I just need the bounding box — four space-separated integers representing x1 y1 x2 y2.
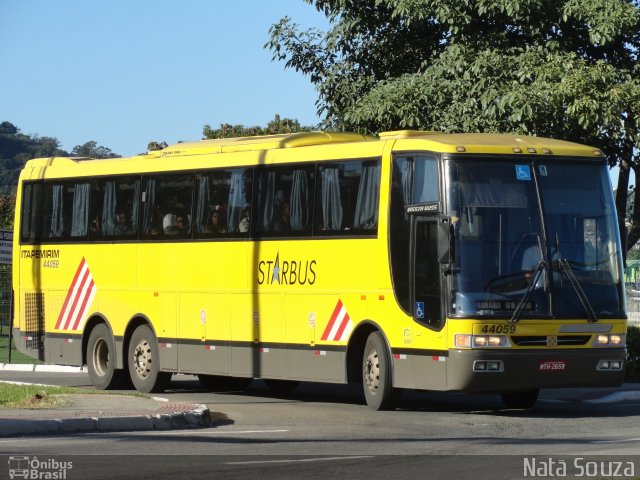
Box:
626 288 640 327
0 265 12 363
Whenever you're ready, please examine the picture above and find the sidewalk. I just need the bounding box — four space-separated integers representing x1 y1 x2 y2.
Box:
0 364 216 437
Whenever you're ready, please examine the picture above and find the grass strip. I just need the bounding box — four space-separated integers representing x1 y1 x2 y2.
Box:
0 382 147 409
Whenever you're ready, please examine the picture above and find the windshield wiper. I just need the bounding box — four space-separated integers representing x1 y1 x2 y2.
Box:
509 259 545 323
556 258 598 323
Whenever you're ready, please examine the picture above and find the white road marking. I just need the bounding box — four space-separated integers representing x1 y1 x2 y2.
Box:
105 429 291 436
226 455 373 465
590 437 640 444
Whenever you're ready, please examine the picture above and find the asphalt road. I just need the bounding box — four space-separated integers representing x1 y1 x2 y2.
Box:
1 371 640 479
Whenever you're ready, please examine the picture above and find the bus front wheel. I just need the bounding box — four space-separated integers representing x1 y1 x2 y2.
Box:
362 331 397 410
128 325 171 393
87 323 125 390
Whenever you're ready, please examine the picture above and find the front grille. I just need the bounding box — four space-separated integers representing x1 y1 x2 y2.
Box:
511 335 591 346
24 292 45 350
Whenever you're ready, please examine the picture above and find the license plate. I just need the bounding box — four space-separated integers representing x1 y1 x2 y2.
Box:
539 360 566 371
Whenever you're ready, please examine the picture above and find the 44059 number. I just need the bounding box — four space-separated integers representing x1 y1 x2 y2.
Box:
43 259 60 268
480 324 516 334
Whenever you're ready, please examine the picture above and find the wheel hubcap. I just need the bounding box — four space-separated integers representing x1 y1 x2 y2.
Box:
92 339 109 377
132 340 152 378
364 349 380 394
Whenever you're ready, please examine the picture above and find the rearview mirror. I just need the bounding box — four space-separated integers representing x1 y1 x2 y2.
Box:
437 218 454 267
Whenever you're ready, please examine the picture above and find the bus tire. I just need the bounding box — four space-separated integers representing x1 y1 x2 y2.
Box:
362 331 397 410
87 324 122 390
501 389 539 409
198 374 252 391
264 379 300 393
128 324 171 393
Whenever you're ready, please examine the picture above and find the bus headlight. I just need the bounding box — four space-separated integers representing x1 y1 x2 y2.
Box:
455 334 511 348
593 334 625 347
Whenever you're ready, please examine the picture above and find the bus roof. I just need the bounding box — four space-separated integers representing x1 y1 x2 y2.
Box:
382 130 605 157
22 130 605 173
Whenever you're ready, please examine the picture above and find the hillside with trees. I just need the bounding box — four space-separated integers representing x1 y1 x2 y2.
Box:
0 121 121 228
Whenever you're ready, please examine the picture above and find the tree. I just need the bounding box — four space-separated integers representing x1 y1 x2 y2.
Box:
0 193 16 229
147 141 168 151
0 121 18 135
203 114 314 139
71 141 120 159
0 122 69 195
268 0 640 254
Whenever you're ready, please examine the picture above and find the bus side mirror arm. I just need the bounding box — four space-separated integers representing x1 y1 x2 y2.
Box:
438 218 457 274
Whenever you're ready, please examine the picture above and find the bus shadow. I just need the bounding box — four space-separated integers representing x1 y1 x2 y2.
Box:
164 376 640 418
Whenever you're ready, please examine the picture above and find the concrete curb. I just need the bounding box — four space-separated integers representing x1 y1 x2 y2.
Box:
0 403 212 437
0 377 215 437
0 363 86 373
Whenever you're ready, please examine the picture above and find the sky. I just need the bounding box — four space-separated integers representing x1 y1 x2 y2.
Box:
0 0 328 157
0 1 627 189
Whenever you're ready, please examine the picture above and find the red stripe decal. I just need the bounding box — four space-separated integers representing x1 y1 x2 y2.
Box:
333 311 351 341
63 268 91 330
70 278 95 331
55 258 86 329
321 299 343 341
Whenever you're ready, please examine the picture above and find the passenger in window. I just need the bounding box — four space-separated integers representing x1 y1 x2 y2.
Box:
175 212 190 234
90 214 102 234
163 212 189 235
163 213 178 234
239 206 250 233
204 206 226 234
114 210 131 235
273 201 291 232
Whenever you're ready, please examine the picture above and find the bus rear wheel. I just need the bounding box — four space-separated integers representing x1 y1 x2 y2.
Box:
128 325 170 393
501 389 539 409
362 331 397 410
87 324 127 390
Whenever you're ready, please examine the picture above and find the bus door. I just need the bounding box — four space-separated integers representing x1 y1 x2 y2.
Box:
410 216 447 329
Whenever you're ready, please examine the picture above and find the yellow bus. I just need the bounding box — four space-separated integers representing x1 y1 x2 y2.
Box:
12 130 627 410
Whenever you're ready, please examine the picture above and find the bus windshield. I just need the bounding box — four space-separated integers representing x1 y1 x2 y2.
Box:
447 158 624 319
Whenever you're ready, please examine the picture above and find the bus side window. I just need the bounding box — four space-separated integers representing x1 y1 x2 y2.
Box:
254 165 314 235
226 169 252 235
97 177 140 239
69 183 90 238
42 183 75 240
316 159 380 234
142 174 193 239
193 170 238 237
20 182 43 244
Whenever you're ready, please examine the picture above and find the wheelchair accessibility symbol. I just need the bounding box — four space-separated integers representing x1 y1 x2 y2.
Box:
415 302 425 319
515 164 531 181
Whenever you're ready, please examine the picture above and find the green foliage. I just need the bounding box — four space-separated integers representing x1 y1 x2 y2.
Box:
203 114 315 139
71 141 120 159
0 121 68 195
627 325 640 381
0 122 121 196
0 193 16 229
147 141 168 151
268 0 640 252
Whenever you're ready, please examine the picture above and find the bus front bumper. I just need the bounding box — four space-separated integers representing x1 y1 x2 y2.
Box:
446 347 626 392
